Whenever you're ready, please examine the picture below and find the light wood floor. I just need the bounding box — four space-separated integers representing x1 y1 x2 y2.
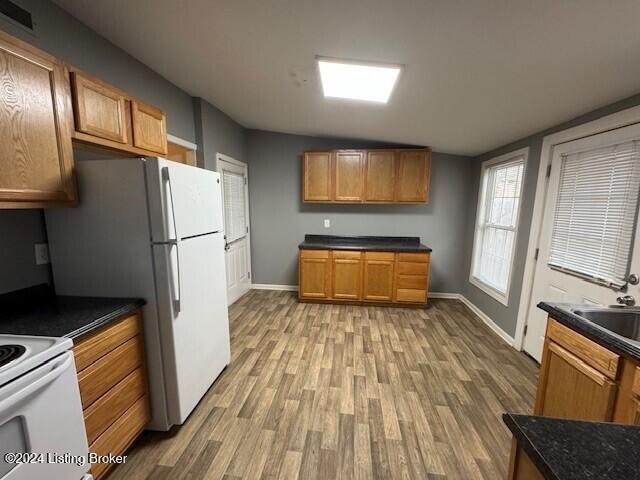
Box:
109 290 538 480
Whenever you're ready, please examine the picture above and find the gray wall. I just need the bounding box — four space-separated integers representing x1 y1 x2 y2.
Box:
461 92 640 337
0 211 50 292
245 130 473 292
0 0 197 294
193 98 246 171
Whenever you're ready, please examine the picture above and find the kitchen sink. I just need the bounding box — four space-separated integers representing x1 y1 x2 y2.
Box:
571 307 640 344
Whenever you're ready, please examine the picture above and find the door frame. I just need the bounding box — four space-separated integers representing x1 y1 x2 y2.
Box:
514 105 640 351
216 152 252 299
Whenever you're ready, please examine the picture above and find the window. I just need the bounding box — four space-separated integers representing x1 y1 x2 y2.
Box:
222 170 247 243
548 140 640 288
470 149 528 305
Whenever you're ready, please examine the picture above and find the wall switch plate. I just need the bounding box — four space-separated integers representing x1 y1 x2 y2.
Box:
35 243 50 265
324 219 330 228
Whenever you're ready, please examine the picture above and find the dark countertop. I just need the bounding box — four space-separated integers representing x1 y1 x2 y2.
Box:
298 234 431 253
0 284 145 340
538 302 640 362
503 413 640 480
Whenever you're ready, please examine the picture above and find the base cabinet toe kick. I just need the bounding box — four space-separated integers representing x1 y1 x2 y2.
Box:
298 249 430 307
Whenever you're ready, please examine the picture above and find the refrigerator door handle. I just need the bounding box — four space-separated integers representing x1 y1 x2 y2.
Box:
162 167 182 313
162 167 180 242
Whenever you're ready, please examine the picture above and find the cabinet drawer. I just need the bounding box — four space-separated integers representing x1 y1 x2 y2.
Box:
397 262 428 276
396 275 428 289
84 368 146 444
332 250 362 260
73 313 141 372
90 395 150 479
78 336 144 409
397 253 429 263
547 319 620 380
299 249 330 259
365 251 395 261
395 288 427 303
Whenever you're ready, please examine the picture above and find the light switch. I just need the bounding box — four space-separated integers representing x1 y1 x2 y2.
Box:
324 219 330 228
35 243 50 265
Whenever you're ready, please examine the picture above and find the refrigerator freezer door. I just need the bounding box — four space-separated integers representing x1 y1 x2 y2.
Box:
152 232 230 425
146 157 224 242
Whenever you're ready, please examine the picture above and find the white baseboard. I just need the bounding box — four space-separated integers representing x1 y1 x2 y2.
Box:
251 284 298 291
251 286 516 348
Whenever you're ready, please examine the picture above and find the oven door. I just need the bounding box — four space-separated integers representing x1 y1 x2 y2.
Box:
0 351 90 480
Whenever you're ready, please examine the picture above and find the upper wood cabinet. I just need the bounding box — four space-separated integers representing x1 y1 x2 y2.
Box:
131 100 168 155
396 150 430 202
303 152 333 201
70 68 168 158
0 30 76 207
365 150 396 202
302 148 431 204
71 72 129 144
334 150 364 202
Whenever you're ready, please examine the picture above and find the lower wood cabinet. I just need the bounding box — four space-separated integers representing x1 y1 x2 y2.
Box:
534 317 640 424
299 249 429 306
332 251 362 299
362 252 395 301
298 249 332 299
72 311 150 480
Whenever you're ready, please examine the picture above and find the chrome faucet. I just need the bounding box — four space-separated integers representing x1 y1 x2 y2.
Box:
616 295 636 307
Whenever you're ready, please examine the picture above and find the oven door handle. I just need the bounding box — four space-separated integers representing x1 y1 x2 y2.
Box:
0 353 73 425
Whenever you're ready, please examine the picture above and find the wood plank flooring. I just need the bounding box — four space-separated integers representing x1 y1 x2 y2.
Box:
108 290 538 480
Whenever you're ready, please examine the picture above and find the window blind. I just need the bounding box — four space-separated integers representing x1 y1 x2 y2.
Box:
472 157 525 295
548 140 640 288
222 170 247 243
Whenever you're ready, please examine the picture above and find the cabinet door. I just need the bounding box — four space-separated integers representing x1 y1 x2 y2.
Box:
364 151 396 202
0 31 76 204
303 152 333 201
535 341 617 421
362 252 395 301
332 251 362 300
334 151 364 202
71 72 129 144
299 250 331 298
131 100 168 155
395 150 431 203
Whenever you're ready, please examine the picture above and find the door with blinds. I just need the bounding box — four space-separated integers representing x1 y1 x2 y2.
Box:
218 156 252 305
523 123 640 361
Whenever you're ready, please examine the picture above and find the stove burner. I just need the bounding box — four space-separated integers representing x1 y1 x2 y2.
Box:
0 344 26 368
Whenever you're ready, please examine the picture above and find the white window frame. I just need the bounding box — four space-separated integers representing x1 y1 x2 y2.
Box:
469 147 529 306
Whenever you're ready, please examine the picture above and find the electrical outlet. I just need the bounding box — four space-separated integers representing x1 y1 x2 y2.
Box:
324 219 330 228
34 243 50 265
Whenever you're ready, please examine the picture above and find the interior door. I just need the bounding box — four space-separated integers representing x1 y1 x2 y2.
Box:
219 156 252 305
523 123 640 361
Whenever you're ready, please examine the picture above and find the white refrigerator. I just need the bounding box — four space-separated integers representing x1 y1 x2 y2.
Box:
45 157 231 431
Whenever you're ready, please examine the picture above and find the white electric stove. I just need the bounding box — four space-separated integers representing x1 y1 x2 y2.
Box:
0 335 92 480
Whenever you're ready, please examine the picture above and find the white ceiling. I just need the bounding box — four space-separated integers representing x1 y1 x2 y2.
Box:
53 0 640 156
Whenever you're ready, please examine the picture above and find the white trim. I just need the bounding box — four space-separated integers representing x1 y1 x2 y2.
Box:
166 134 197 150
514 105 640 351
252 284 298 291
469 147 529 306
216 152 246 171
249 286 515 347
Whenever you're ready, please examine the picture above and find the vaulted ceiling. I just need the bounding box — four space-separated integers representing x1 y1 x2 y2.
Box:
53 0 640 155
